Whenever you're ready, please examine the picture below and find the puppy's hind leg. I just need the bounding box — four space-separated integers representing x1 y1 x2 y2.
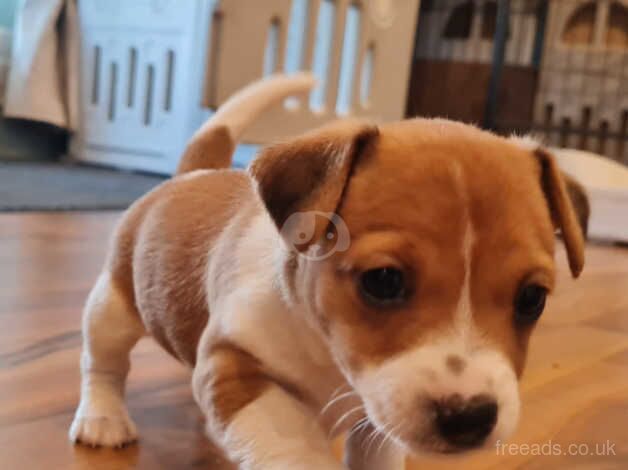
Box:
69 272 145 448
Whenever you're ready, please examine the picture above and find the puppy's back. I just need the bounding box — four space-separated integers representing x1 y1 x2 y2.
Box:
108 170 257 364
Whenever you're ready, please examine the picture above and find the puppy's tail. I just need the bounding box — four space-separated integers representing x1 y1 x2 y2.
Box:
176 73 316 175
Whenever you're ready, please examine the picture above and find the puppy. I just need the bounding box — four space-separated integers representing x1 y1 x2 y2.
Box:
69 73 588 470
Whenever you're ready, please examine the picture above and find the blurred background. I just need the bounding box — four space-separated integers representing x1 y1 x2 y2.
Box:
0 0 626 241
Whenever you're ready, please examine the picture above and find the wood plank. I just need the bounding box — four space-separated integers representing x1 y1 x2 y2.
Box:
0 212 627 469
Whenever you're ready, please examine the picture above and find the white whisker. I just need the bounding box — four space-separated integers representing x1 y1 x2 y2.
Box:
329 383 350 400
365 426 382 455
353 417 370 435
320 390 357 416
329 405 364 438
376 422 401 456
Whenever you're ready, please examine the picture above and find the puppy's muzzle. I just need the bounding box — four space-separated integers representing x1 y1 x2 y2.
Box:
433 394 498 449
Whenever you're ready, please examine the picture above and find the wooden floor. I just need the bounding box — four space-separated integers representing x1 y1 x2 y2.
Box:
0 212 627 470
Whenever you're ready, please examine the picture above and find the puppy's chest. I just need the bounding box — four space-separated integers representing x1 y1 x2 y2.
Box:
211 284 351 413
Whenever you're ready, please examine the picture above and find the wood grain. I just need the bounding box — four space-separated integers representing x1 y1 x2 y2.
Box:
1 212 627 469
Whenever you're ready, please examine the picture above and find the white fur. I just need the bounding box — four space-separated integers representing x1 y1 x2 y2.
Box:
195 213 403 468
206 213 338 391
193 72 316 142
509 134 542 151
214 387 345 470
175 168 214 181
453 222 475 343
69 273 145 447
355 338 520 454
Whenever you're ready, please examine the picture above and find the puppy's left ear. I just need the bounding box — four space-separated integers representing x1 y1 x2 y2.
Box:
535 148 587 278
561 172 590 239
249 121 378 250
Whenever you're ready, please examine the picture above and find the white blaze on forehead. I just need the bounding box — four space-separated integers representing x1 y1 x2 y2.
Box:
450 159 476 347
454 224 475 345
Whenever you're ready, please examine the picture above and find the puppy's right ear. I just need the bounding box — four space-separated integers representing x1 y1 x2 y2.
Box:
249 121 378 249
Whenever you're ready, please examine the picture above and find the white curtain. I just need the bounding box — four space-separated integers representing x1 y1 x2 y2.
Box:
3 0 78 130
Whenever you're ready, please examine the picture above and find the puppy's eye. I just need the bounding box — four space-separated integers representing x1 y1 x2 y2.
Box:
359 267 405 305
514 284 547 324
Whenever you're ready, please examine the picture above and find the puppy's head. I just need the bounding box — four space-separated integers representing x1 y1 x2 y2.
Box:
249 119 587 454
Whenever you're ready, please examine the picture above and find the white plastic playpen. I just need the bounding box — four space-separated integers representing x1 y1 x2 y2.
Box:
72 0 419 173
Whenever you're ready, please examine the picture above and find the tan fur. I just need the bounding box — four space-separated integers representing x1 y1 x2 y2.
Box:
562 172 590 238
176 126 235 174
258 120 566 379
535 148 586 276
108 170 256 365
195 340 272 429
250 120 379 249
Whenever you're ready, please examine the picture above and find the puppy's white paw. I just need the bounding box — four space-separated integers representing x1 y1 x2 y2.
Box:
69 404 138 448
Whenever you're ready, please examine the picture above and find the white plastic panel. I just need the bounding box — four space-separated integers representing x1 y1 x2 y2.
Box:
73 0 420 172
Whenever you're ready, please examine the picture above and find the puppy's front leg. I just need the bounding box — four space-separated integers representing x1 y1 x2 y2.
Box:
193 342 345 470
344 422 405 470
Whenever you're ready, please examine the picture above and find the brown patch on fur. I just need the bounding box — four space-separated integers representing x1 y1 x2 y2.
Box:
535 149 586 277
108 170 256 365
446 355 466 375
176 125 235 174
250 120 378 250
200 341 271 429
193 340 310 431
561 172 590 239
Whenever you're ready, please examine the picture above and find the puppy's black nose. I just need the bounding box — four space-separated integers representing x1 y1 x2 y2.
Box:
435 394 497 448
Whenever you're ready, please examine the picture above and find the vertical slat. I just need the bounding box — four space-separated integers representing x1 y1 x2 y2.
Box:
202 9 224 108
598 120 609 156
324 0 347 112
164 49 175 111
144 64 155 126
127 47 137 108
284 0 311 73
579 106 592 150
304 0 322 76
359 43 374 108
309 0 337 111
284 0 311 109
263 18 282 76
483 0 510 130
107 62 118 121
91 45 101 105
336 2 361 115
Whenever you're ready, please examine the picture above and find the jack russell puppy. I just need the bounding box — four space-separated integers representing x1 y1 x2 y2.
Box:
70 73 588 469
